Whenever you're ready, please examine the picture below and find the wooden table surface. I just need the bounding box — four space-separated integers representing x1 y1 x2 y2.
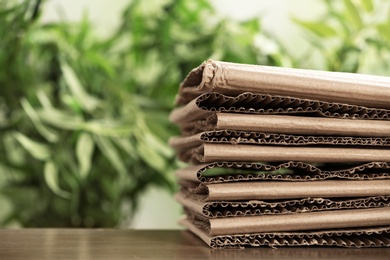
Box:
0 229 389 260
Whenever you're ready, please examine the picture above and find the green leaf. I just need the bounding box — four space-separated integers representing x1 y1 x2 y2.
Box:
293 19 337 38
20 98 58 142
61 61 100 112
377 23 390 41
37 109 84 130
136 138 166 172
344 0 363 29
94 135 126 176
76 133 94 179
361 0 373 12
44 161 70 199
13 132 50 161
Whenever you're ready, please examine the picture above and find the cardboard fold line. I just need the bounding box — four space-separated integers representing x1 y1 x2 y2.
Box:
179 218 390 248
179 113 390 137
206 207 390 236
182 143 390 163
170 130 390 150
175 161 390 183
176 192 390 218
180 179 390 201
172 92 390 126
177 60 390 109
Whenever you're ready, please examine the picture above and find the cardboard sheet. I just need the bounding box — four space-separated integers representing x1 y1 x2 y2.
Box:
170 130 390 150
180 143 390 163
176 161 390 183
176 60 390 108
176 192 390 218
191 207 390 236
180 179 390 201
171 92 390 125
179 218 390 248
180 114 390 137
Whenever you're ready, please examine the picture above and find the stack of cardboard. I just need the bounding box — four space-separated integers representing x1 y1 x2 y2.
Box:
169 60 390 248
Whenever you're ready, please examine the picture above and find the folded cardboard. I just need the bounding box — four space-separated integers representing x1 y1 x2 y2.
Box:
180 114 390 137
180 179 390 201
176 192 390 218
185 207 390 236
176 161 390 183
176 60 390 108
180 143 390 163
171 92 390 125
180 218 390 248
170 130 390 150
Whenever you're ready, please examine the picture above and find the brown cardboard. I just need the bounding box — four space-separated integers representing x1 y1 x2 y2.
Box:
194 207 390 236
180 179 390 201
170 130 390 150
179 114 390 137
180 143 390 163
171 92 390 125
176 60 390 108
176 192 390 218
179 218 390 248
176 161 390 183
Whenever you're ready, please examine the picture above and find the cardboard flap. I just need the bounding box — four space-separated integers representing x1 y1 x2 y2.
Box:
180 218 390 248
176 60 390 109
172 92 390 126
179 143 390 163
207 207 390 236
180 113 390 137
176 192 390 218
180 179 390 201
170 130 390 150
175 161 390 183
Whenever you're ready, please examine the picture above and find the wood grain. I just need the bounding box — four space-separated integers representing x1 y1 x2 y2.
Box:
0 229 389 259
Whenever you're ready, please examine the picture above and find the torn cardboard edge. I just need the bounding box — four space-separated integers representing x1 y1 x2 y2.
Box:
175 161 390 183
175 192 390 218
169 130 390 150
179 218 390 248
179 143 390 163
176 60 390 109
177 113 390 137
170 92 390 125
184 207 390 236
179 179 390 201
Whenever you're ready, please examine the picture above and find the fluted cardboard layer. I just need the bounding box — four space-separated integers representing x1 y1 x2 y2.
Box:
180 218 390 248
179 143 390 163
186 207 390 236
175 192 390 218
170 130 390 150
176 60 390 108
178 114 390 136
171 92 390 126
179 179 390 201
176 161 390 183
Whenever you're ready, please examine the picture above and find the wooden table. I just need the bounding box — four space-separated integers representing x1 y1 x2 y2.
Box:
0 229 389 259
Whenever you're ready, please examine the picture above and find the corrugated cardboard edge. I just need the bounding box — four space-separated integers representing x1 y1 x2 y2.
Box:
169 130 390 150
176 60 390 109
179 113 390 137
180 218 390 248
172 92 390 125
180 143 390 163
188 207 390 236
179 179 390 201
176 192 390 218
175 161 390 183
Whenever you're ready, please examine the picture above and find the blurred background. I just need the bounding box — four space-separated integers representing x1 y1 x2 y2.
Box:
0 0 389 229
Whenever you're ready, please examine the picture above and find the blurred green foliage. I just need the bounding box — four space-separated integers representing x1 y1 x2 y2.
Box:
295 0 390 75
0 0 389 227
0 0 286 227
